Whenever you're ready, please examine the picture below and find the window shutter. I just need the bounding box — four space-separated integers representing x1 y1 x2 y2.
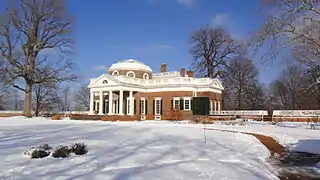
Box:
124 99 127 115
134 100 136 115
146 100 148 114
106 101 109 114
180 99 184 110
103 101 106 114
153 100 155 115
161 100 163 115
139 100 142 114
171 100 173 110
191 99 194 111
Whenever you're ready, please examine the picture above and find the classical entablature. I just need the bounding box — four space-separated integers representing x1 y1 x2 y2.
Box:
88 73 224 93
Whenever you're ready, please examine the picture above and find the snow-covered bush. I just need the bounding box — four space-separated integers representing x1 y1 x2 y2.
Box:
38 144 52 151
70 143 88 155
24 147 50 159
52 145 71 158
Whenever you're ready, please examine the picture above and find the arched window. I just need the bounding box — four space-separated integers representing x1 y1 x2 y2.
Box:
102 80 108 84
112 70 119 76
126 71 136 78
143 73 149 80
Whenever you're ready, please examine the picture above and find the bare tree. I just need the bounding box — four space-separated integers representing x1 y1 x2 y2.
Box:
0 0 76 117
190 27 241 78
254 0 320 60
74 84 90 111
32 82 60 116
61 86 70 112
269 64 306 109
0 84 10 110
223 56 265 110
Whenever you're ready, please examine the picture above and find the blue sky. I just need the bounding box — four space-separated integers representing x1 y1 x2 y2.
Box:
0 0 285 86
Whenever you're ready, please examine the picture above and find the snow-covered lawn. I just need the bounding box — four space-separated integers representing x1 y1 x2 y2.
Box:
207 120 320 155
0 117 279 180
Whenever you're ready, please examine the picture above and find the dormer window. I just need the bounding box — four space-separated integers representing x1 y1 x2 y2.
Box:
102 80 108 84
143 73 149 80
126 71 136 78
112 70 119 76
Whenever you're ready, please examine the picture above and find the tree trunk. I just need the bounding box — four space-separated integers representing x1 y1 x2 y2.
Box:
35 102 39 117
23 83 32 117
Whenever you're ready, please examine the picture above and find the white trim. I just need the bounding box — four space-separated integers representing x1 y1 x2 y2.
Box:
88 74 224 91
154 97 162 116
140 98 146 115
143 73 149 80
173 97 180 110
112 70 119 76
183 97 191 110
126 71 136 78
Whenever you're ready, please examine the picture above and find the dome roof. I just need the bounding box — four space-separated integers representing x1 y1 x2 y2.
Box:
108 59 152 72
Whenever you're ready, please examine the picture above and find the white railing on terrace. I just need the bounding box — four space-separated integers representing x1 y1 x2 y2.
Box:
152 71 181 78
217 110 268 116
273 110 320 117
114 75 214 86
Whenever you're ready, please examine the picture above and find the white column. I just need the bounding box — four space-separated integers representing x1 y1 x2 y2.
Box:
119 90 124 115
129 90 134 115
98 91 104 115
218 100 221 114
108 90 113 115
89 91 94 115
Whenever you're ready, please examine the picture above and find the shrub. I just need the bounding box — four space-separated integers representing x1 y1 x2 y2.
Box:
70 143 88 155
24 147 50 159
52 145 71 158
69 114 101 120
38 144 52 151
52 114 61 120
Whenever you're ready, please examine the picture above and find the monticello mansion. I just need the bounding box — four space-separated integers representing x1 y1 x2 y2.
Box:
87 59 224 120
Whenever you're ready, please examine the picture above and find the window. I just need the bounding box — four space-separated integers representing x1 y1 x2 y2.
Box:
112 70 119 76
143 73 149 80
173 97 180 110
156 100 161 115
183 97 191 110
102 80 108 84
155 98 161 115
140 98 145 115
126 71 136 78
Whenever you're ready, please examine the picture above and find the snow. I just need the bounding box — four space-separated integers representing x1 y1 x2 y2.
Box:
207 120 320 155
0 117 279 180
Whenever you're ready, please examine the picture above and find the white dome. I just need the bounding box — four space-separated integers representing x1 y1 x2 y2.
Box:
108 59 152 72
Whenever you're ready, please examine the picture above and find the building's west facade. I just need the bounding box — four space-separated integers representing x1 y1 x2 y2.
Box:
87 59 224 120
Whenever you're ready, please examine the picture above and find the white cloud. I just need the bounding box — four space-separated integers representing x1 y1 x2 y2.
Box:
212 13 230 28
93 65 108 71
146 0 196 6
175 0 196 5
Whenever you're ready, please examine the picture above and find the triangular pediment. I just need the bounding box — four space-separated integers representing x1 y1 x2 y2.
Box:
88 74 120 88
211 79 224 90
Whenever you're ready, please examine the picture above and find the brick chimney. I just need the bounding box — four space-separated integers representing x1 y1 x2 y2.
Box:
160 63 167 72
187 70 194 77
180 68 185 77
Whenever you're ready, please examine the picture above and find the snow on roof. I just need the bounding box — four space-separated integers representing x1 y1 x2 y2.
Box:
108 59 152 72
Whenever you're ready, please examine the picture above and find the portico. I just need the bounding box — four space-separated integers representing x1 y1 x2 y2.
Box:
89 89 135 116
87 59 224 120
